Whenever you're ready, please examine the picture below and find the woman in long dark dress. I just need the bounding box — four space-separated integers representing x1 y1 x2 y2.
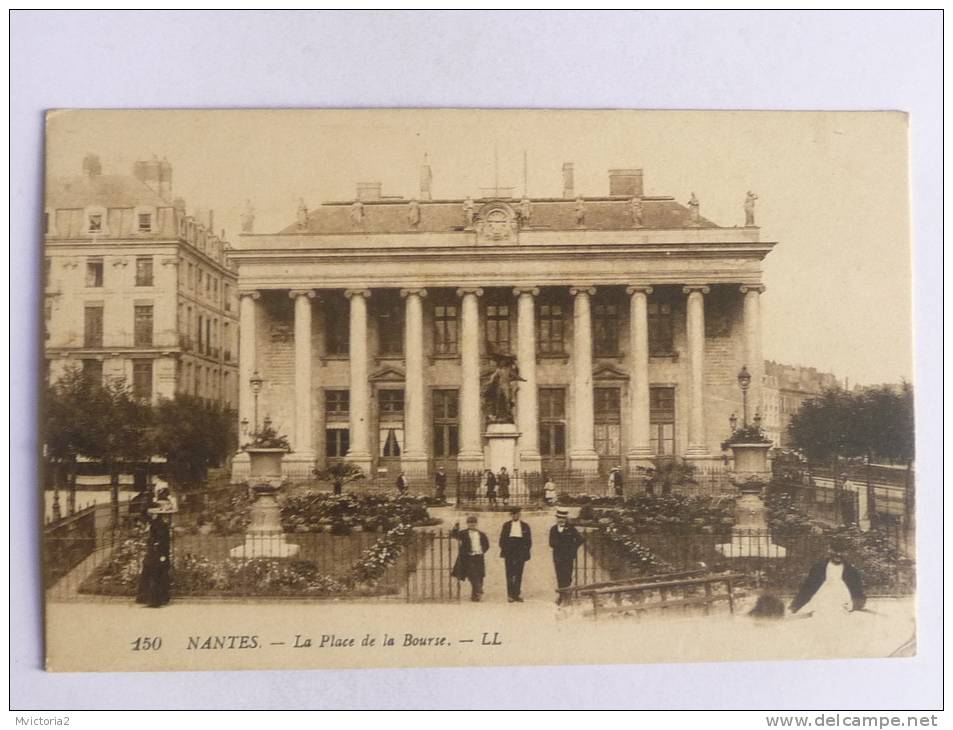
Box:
136 513 171 607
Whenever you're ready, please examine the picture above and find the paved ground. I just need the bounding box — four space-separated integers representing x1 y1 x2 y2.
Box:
430 506 587 605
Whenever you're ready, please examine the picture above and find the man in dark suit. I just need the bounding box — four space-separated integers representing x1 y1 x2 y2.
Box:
790 536 866 615
549 508 586 605
434 466 447 502
499 507 532 602
451 516 490 601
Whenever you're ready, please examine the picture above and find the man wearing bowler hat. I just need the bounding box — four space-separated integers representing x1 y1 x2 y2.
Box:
499 507 532 602
451 515 489 601
550 509 586 605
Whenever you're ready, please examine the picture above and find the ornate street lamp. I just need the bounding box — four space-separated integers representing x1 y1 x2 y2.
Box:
249 371 264 432
737 366 752 427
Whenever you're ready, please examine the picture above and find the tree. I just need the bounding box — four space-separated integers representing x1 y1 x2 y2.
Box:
43 367 102 509
152 394 237 485
788 384 915 465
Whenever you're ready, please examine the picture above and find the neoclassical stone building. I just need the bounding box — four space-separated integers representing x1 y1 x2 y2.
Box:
230 167 774 482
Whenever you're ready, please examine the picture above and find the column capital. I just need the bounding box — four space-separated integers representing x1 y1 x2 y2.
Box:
682 285 711 295
569 285 596 297
740 284 766 294
456 287 484 298
160 257 179 268
399 287 428 299
513 286 540 297
238 290 261 300
626 285 654 296
288 289 316 300
344 288 371 299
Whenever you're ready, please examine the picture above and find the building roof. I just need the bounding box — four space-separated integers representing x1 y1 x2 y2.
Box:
46 174 170 210
278 196 719 235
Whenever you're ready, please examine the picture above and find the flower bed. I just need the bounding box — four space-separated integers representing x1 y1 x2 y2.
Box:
79 523 415 598
280 493 440 535
556 494 625 507
579 493 737 535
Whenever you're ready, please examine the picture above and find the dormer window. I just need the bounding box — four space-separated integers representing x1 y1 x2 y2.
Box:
138 213 152 232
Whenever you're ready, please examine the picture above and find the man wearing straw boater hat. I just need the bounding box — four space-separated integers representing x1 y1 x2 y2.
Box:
549 509 586 605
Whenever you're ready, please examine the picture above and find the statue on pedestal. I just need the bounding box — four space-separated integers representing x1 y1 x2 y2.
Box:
296 198 308 230
482 352 525 424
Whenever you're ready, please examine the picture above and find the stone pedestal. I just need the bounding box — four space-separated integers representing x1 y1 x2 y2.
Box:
231 448 299 559
484 423 520 475
716 490 786 558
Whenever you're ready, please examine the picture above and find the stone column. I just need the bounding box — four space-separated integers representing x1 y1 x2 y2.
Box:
400 288 429 478
232 290 260 483
570 286 599 472
514 287 542 474
683 285 711 459
288 289 316 477
741 285 765 422
345 289 372 474
456 287 484 473
626 285 654 471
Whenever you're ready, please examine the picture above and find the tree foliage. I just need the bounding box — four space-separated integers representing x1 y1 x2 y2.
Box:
788 383 914 464
43 372 237 487
152 394 237 484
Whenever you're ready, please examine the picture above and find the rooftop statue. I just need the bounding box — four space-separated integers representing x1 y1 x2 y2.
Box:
688 193 700 225
240 200 255 233
407 199 421 227
350 200 364 225
630 196 643 227
574 197 586 227
463 196 475 228
744 191 759 226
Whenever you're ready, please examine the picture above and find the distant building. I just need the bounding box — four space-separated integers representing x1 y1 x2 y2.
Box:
44 154 239 406
762 360 840 447
229 163 776 481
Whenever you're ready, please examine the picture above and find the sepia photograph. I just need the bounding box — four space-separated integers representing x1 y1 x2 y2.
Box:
39 108 917 674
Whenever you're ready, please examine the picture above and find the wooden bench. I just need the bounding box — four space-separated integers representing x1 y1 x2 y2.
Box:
558 568 709 605
577 572 743 620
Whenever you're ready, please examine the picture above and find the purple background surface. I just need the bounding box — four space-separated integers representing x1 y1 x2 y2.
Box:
10 10 942 710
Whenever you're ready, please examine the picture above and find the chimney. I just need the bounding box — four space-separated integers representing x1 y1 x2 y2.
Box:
208 209 214 232
82 153 102 177
562 163 574 198
356 182 382 201
419 158 433 200
608 169 643 198
159 157 173 199
133 156 161 190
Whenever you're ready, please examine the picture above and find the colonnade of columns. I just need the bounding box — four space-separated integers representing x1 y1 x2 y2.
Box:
237 283 764 476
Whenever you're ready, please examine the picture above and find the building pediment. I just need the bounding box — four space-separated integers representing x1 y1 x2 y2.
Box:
593 362 630 381
369 366 405 383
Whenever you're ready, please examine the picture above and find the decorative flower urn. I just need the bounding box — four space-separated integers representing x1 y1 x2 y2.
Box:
230 447 299 558
729 442 773 484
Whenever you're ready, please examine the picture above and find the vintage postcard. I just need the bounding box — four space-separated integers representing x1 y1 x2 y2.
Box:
41 109 915 672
